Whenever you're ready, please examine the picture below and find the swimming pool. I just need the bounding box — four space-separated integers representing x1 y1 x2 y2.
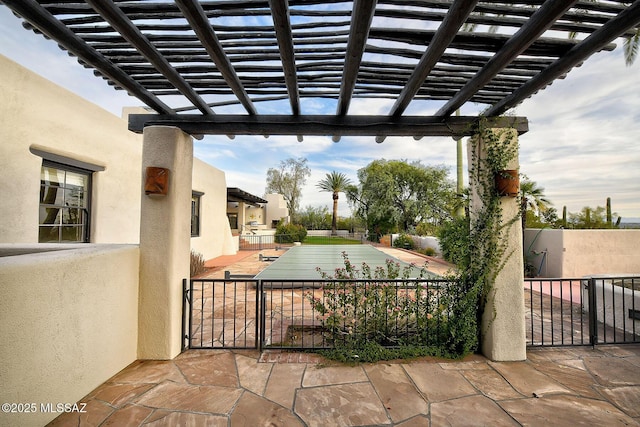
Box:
254 244 435 282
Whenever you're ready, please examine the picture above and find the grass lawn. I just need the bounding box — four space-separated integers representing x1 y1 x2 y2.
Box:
303 236 363 245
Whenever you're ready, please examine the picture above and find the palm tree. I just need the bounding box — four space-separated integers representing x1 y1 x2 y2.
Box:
520 179 551 231
317 172 353 235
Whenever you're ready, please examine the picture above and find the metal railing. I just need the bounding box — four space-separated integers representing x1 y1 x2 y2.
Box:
261 278 453 351
184 275 640 351
183 278 260 350
183 277 455 351
525 276 640 347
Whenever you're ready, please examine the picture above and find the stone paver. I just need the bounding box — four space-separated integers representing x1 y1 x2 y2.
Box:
597 385 640 418
100 405 154 427
144 411 228 426
235 353 273 395
583 356 640 387
264 363 306 409
489 360 571 397
461 368 522 400
135 381 243 413
403 362 477 402
295 382 390 427
174 350 239 387
431 395 520 426
230 392 305 427
499 394 638 426
301 364 368 387
532 358 602 399
365 363 429 423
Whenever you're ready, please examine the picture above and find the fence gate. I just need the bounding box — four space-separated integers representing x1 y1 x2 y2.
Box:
183 278 261 350
525 276 640 347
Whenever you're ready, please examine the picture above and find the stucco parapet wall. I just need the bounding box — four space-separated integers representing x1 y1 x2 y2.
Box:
0 244 139 266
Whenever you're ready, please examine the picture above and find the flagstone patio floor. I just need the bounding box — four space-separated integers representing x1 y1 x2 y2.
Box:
48 345 640 426
48 247 640 426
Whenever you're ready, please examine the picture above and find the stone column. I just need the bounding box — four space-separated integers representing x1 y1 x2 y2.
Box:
468 128 526 361
138 126 193 359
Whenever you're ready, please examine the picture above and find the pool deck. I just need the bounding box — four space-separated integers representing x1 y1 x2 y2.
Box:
48 247 640 426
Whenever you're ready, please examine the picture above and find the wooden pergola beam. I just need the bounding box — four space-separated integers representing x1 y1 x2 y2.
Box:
175 0 257 115
336 0 378 116
388 0 478 117
486 0 640 117
85 0 215 115
128 114 529 137
268 0 300 115
435 0 579 118
0 0 174 114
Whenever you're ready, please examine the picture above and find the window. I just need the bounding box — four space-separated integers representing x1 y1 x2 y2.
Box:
191 192 203 237
39 161 91 243
227 213 238 230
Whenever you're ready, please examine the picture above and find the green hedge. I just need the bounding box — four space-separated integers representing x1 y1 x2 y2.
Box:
275 222 307 243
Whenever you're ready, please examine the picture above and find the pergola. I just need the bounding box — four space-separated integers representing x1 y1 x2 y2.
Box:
3 1 639 141
4 0 638 361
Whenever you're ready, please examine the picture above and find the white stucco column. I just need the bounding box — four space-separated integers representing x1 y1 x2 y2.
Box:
468 128 526 362
138 126 193 359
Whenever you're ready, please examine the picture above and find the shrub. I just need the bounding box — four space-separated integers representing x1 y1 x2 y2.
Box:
415 221 438 236
305 252 474 362
275 221 307 243
307 252 439 348
190 250 206 277
392 233 415 250
417 247 437 257
437 216 470 266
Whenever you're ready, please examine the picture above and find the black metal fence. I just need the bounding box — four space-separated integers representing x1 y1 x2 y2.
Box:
525 276 640 347
261 278 453 351
184 275 640 351
183 278 260 350
183 277 454 351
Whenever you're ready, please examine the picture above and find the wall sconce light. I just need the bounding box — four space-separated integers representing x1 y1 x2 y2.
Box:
144 167 170 196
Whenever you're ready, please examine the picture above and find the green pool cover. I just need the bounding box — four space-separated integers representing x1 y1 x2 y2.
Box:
254 244 436 282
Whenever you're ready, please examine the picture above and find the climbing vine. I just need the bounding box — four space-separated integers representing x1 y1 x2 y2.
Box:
448 118 521 354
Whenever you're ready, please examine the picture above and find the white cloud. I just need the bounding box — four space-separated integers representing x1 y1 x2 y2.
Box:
517 47 640 217
1 5 638 219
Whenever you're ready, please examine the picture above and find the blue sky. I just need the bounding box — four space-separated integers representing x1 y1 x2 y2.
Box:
1 5 638 220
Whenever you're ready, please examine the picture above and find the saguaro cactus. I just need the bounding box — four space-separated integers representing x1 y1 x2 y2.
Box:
606 197 612 227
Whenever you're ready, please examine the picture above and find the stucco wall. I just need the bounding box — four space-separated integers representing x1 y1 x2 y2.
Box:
524 228 564 277
0 56 235 259
191 158 235 260
265 193 289 226
0 55 143 244
0 244 139 427
524 229 640 277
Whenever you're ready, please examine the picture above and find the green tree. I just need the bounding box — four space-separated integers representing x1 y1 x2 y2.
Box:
567 205 619 229
525 206 560 228
349 160 456 236
317 171 353 235
265 157 310 222
298 205 331 230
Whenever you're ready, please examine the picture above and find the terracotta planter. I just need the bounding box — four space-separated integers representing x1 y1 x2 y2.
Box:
494 169 519 197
